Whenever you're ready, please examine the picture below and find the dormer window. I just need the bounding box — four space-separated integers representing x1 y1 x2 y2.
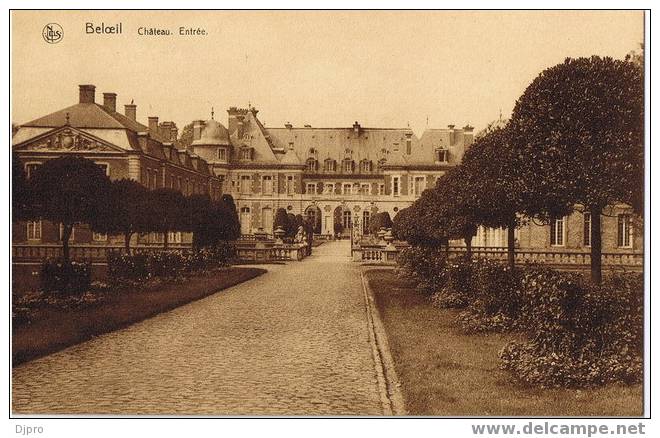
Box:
306 158 318 172
324 158 336 172
435 148 448 163
240 147 253 160
343 159 355 174
359 159 372 173
377 158 387 170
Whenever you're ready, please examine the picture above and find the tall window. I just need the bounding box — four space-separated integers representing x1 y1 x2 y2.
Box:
306 183 317 195
240 175 251 194
343 183 352 195
262 207 273 233
413 176 426 196
218 148 227 161
617 214 633 248
378 183 385 195
360 183 371 195
240 207 251 235
406 139 412 155
262 175 273 194
550 216 565 246
392 176 400 197
286 175 295 195
27 221 42 240
241 148 252 160
583 212 591 247
363 211 371 234
343 210 352 229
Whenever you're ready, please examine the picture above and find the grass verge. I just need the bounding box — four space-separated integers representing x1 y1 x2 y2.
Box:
13 267 265 366
364 268 643 416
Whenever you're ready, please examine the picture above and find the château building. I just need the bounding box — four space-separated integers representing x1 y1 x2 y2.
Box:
11 83 642 258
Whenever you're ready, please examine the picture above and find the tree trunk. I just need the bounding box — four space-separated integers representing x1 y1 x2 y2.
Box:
124 231 133 252
61 223 72 263
464 235 473 260
590 207 603 285
507 221 516 269
163 232 169 249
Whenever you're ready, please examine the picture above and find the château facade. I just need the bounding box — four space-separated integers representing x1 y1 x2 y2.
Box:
11 83 641 256
188 106 474 237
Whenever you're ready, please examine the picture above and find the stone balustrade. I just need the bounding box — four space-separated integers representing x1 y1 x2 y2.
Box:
352 243 643 270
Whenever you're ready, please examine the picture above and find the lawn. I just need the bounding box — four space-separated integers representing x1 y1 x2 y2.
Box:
364 268 643 417
13 267 265 366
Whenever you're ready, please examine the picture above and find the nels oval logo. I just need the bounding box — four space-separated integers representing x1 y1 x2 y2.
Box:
42 23 63 44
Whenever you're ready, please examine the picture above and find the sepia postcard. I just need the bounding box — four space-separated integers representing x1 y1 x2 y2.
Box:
8 7 651 433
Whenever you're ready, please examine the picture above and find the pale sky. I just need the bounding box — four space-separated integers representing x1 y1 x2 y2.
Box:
11 10 643 136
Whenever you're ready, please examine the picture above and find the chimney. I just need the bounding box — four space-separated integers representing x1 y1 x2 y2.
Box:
170 126 178 142
462 124 474 132
102 93 117 112
79 84 96 104
285 122 292 129
304 124 312 128
193 120 205 140
148 116 159 134
353 121 361 135
124 101 137 120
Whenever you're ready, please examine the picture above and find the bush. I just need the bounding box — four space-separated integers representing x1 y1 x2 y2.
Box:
456 259 522 333
499 269 643 388
107 251 150 284
107 243 236 286
396 245 448 294
431 256 475 308
40 260 91 294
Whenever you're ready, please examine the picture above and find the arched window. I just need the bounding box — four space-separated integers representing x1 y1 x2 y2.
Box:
306 157 318 172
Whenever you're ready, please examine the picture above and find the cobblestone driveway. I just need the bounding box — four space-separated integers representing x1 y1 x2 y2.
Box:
12 240 385 415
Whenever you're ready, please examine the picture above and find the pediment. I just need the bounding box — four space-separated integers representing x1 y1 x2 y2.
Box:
14 126 124 153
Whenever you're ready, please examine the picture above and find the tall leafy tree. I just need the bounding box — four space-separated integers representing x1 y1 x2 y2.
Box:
459 126 524 267
92 179 149 250
29 156 111 262
434 166 479 260
508 56 643 283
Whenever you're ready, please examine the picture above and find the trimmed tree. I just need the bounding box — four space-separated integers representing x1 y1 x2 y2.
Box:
145 188 185 248
274 208 289 235
459 126 524 267
434 166 479 260
369 211 393 235
508 56 644 283
29 156 111 262
92 179 149 250
219 194 240 241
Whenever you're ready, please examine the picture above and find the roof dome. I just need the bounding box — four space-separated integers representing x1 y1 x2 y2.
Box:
193 119 230 146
